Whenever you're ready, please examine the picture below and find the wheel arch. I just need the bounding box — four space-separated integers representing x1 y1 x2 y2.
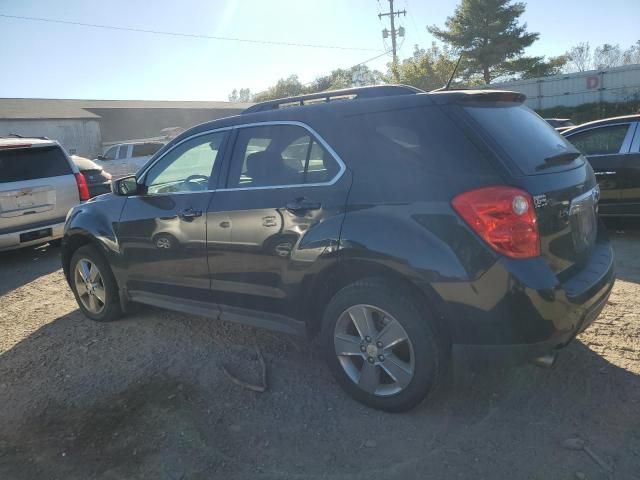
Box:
303 257 451 346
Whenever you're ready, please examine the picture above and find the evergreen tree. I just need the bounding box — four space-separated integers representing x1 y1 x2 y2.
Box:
428 0 539 83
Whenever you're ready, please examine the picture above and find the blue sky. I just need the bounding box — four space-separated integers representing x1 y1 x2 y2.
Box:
0 0 638 101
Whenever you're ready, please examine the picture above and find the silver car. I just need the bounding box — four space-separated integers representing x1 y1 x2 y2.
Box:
0 137 85 251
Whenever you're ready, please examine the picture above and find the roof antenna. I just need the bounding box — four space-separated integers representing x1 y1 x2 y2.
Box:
431 53 463 92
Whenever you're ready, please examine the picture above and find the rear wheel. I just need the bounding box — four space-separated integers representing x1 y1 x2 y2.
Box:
70 245 122 322
322 278 445 412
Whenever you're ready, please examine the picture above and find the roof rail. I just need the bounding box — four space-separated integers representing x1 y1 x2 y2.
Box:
2 133 50 140
242 85 423 114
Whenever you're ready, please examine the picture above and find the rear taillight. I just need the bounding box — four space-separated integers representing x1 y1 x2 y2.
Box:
452 186 540 259
74 173 90 201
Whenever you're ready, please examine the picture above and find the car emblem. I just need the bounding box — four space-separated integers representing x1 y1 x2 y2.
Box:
533 194 547 208
17 188 33 197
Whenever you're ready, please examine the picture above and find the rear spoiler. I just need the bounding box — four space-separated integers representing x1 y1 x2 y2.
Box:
429 90 527 105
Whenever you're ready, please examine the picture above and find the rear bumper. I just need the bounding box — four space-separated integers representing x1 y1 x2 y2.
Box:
432 237 615 364
452 284 610 365
0 220 65 251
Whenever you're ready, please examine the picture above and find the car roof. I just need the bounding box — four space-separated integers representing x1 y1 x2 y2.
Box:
563 114 640 135
173 88 526 142
0 137 57 148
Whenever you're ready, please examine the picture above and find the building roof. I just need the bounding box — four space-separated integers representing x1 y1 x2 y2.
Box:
0 98 254 120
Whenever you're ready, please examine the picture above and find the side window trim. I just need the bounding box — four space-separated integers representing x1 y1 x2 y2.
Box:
219 120 346 192
566 122 635 156
628 122 640 153
136 121 346 193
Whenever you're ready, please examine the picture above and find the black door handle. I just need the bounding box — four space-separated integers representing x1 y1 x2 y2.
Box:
285 197 322 213
179 208 202 220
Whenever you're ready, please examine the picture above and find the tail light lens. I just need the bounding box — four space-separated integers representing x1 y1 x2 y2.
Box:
74 173 90 201
452 186 540 259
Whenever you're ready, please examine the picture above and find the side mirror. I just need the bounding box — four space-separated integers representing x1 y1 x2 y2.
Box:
97 154 105 160
112 175 140 196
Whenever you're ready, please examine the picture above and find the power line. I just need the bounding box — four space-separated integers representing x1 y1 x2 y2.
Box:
0 13 378 52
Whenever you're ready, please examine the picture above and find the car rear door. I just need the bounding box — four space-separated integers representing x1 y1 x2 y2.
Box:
116 131 228 300
0 143 78 235
205 122 350 318
564 122 636 215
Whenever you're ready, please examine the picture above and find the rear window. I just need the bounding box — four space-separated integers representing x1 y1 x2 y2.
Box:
0 146 72 183
464 104 582 175
132 143 164 157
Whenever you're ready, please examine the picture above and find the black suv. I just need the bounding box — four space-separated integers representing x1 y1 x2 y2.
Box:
62 86 615 412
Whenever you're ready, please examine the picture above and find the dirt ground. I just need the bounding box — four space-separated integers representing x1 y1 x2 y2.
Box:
0 223 639 480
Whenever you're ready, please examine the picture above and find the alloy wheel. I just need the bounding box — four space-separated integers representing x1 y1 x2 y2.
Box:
74 258 106 314
334 304 415 396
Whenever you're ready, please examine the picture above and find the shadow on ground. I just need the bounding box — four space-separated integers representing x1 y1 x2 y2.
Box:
0 306 639 479
0 243 61 296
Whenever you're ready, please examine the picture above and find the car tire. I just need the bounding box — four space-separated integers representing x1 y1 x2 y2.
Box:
322 278 445 412
70 244 122 322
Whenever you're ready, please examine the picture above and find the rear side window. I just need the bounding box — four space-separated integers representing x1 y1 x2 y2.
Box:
463 104 581 174
227 124 340 188
0 146 72 183
132 143 163 157
566 124 630 155
343 105 492 175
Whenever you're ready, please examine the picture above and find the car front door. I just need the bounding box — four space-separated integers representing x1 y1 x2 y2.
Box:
206 122 350 319
116 130 228 301
96 146 121 176
566 122 635 216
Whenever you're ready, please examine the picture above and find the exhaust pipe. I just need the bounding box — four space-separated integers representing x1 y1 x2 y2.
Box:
533 351 558 368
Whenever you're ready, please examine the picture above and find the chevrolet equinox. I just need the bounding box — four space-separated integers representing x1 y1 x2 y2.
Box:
62 86 615 412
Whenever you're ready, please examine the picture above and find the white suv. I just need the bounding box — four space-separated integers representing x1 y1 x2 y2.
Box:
0 137 87 251
94 142 164 177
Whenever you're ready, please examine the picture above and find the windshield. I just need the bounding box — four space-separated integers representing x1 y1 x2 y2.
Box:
464 104 583 175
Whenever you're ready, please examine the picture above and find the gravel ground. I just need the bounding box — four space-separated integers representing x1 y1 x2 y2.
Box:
0 224 639 480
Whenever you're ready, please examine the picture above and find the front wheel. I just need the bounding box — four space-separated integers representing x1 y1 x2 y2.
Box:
322 278 445 412
70 245 122 322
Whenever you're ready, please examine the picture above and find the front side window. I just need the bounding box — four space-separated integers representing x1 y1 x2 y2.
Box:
227 124 340 188
145 132 226 195
117 145 129 159
567 124 631 155
103 146 118 160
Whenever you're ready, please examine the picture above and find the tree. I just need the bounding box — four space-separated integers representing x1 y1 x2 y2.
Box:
504 55 567 79
391 43 460 91
228 88 254 103
428 0 539 83
593 43 623 69
307 64 383 93
566 42 592 72
623 40 640 65
253 75 305 102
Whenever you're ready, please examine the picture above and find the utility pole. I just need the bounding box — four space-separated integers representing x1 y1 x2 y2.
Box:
379 0 406 80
